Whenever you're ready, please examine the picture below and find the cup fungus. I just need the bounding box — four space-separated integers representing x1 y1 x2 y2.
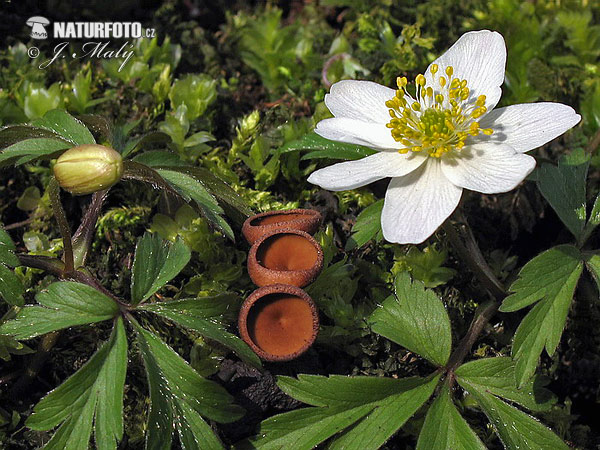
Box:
247 228 323 287
238 284 319 361
242 209 322 244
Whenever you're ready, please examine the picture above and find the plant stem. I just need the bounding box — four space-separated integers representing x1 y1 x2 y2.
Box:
442 211 505 301
442 210 507 376
48 177 74 273
72 189 108 268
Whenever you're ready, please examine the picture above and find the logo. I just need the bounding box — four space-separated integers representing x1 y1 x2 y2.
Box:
26 16 50 39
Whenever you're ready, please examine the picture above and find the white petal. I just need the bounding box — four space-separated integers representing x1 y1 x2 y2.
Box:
381 160 462 244
315 117 401 150
308 151 427 191
478 103 581 153
325 80 396 123
425 30 506 112
441 142 536 194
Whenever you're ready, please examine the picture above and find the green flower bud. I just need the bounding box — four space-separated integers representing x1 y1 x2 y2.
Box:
53 144 123 195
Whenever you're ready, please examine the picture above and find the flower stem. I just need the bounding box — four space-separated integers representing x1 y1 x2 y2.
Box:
48 177 74 273
442 210 507 375
442 210 505 301
72 189 108 268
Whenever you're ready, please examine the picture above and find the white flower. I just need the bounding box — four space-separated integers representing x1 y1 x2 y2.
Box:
308 30 581 244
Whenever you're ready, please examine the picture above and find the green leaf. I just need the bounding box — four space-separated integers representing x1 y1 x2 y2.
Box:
499 245 583 385
0 264 24 306
345 199 384 250
584 252 600 292
159 166 253 221
457 377 568 450
537 150 589 241
139 295 262 368
369 272 451 367
131 233 191 305
280 132 377 161
133 321 242 449
501 245 582 312
0 124 66 148
31 109 95 146
244 374 438 450
0 282 119 339
581 192 600 244
26 316 127 450
416 383 486 450
455 357 555 412
157 169 234 240
0 138 72 167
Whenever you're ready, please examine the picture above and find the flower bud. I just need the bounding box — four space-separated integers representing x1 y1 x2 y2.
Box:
53 144 123 195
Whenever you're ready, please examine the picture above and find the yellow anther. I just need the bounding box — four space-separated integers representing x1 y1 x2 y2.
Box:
450 78 460 89
435 94 444 104
482 128 494 135
413 146 423 152
398 148 410 154
445 66 454 77
426 87 433 97
439 76 446 87
460 79 467 88
476 95 486 107
415 74 426 86
397 76 408 88
412 102 421 111
430 64 439 75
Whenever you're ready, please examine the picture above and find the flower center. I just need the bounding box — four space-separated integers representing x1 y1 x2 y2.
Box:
385 64 493 158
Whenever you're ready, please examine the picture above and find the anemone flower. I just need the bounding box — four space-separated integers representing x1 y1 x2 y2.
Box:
308 30 581 244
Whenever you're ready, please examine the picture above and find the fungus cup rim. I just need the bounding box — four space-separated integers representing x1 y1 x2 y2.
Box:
238 284 319 362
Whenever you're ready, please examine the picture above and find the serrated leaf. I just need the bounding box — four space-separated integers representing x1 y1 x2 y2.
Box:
328 376 439 450
0 282 119 339
584 252 600 292
0 124 66 148
369 272 451 367
244 375 438 450
139 295 261 368
0 138 72 167
581 193 600 243
537 150 589 240
0 264 24 306
131 233 191 305
416 383 485 450
157 169 234 240
457 377 568 450
455 357 555 412
500 245 582 312
280 132 376 161
133 321 241 449
499 245 583 385
345 199 384 250
31 109 95 146
27 317 127 450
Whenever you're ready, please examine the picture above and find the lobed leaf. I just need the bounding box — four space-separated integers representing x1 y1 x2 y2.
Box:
458 377 568 449
416 383 486 450
345 199 384 250
455 357 555 412
131 233 191 305
27 317 127 450
31 109 95 146
537 150 589 241
0 282 119 339
244 374 438 450
139 295 261 368
133 321 242 449
500 245 583 385
0 138 72 168
369 272 452 367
